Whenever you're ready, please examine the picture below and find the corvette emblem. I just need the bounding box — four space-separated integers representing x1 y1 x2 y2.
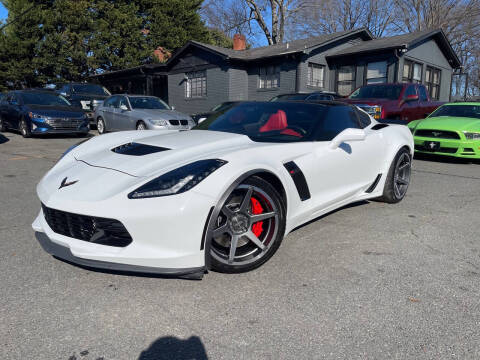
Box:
59 177 78 189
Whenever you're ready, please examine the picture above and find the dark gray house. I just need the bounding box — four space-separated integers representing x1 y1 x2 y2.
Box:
93 28 461 114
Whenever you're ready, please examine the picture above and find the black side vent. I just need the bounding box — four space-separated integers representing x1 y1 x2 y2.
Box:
284 161 311 201
371 124 389 130
111 142 169 156
366 174 382 193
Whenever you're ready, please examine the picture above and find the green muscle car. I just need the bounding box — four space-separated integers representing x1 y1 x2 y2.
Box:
408 102 480 159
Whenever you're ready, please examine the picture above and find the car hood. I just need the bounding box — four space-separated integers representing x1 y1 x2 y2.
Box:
342 98 397 106
73 130 257 177
26 105 85 118
133 109 191 120
414 116 480 132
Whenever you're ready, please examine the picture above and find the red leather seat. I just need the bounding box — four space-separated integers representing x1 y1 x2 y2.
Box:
259 110 302 137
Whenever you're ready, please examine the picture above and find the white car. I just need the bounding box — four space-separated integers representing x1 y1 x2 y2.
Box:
32 101 413 278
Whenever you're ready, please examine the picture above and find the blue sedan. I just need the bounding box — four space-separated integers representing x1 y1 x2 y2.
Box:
0 90 89 137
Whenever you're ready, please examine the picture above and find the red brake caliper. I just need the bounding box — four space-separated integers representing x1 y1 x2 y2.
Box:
250 197 264 237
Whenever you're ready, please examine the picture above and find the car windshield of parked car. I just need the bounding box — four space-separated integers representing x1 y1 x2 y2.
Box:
128 97 170 110
20 92 71 106
349 85 403 100
211 102 235 112
270 94 308 102
72 84 111 96
194 102 358 143
429 104 480 119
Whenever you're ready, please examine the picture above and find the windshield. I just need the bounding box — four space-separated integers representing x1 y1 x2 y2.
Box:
72 84 110 96
20 92 71 106
211 102 235 112
128 96 170 110
349 85 403 100
194 102 357 143
429 104 480 119
270 94 308 102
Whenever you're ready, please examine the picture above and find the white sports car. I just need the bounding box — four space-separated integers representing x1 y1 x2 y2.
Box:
32 101 413 278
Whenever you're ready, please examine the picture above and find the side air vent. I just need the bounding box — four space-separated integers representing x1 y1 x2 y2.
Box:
371 124 389 130
366 174 382 193
111 142 170 156
284 161 311 201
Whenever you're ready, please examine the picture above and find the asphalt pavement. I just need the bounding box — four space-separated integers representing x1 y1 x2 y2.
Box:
1 130 480 360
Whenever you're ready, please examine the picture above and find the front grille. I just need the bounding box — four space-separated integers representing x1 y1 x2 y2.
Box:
180 120 189 126
415 129 460 139
415 145 458 154
46 118 84 130
42 204 132 247
168 120 179 126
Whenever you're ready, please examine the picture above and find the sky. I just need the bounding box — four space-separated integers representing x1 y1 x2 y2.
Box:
0 3 7 22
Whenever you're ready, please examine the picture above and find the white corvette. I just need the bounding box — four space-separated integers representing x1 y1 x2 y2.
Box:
32 101 413 278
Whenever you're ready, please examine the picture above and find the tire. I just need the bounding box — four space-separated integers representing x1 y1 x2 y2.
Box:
19 118 31 138
378 147 412 203
0 116 6 132
209 176 286 273
136 121 146 130
97 117 106 134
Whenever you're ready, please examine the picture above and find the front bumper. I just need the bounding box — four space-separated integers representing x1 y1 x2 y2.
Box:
31 120 90 135
35 231 205 278
413 136 480 158
33 174 214 276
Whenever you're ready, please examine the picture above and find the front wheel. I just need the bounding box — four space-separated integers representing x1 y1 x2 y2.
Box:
208 176 285 273
378 148 412 203
0 116 6 132
97 117 106 134
136 121 146 130
19 118 31 138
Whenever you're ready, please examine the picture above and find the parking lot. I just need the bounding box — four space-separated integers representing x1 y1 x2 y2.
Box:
1 131 480 360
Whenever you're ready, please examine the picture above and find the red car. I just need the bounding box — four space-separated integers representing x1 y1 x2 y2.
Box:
341 83 443 123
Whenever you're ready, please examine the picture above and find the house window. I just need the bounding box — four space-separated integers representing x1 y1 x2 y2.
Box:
366 61 387 84
307 63 325 88
337 66 355 96
402 60 422 83
185 70 207 98
425 66 441 100
258 65 280 89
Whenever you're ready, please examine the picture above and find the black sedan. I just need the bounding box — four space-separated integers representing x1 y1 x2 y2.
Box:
191 101 243 124
0 90 89 137
270 91 337 102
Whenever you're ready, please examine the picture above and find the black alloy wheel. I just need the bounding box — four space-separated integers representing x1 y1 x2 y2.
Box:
209 176 285 273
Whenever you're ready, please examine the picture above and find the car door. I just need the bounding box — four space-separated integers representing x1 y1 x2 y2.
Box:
417 85 432 118
102 96 119 130
5 93 22 129
114 96 134 130
308 106 386 215
402 84 419 122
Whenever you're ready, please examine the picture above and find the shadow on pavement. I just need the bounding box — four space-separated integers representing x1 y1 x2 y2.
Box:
0 133 9 144
138 336 208 360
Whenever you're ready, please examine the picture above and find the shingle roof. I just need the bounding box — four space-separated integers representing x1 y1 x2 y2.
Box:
328 29 461 67
187 28 372 61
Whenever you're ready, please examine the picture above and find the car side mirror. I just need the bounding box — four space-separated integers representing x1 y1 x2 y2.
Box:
120 104 129 111
329 128 366 149
405 94 419 102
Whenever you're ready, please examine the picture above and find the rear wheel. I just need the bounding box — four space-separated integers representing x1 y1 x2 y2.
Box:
209 176 285 273
97 117 106 134
19 118 31 138
136 121 146 130
378 148 411 203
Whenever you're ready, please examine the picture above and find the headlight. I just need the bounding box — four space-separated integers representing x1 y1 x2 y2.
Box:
128 159 227 199
147 118 167 126
463 132 480 140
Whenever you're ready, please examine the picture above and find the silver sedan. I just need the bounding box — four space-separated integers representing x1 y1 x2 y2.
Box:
94 95 195 133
